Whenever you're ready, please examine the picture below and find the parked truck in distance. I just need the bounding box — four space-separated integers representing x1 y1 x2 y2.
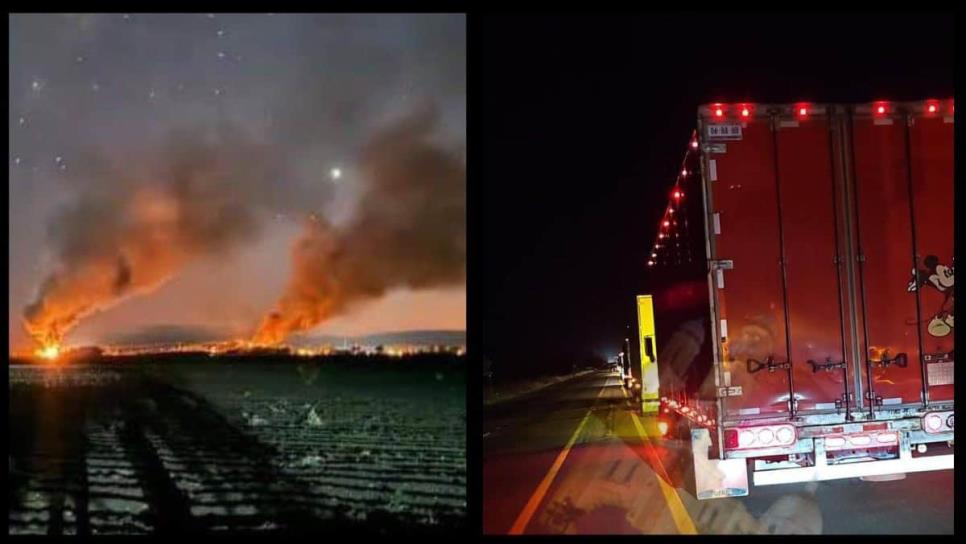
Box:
649 99 953 498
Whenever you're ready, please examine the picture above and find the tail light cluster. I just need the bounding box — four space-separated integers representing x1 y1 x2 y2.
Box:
723 424 796 451
822 431 898 451
922 411 954 434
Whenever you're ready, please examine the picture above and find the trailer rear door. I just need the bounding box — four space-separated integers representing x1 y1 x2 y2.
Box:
773 110 852 413
703 110 792 418
850 104 931 409
908 104 954 404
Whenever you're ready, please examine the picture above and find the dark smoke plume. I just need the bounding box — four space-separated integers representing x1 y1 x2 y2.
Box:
253 109 466 344
22 126 296 347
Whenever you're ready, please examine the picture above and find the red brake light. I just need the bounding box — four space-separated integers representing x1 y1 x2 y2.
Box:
825 436 846 448
924 413 945 432
798 107 808 116
714 107 724 117
876 432 898 443
658 421 669 436
928 104 937 113
740 107 750 117
727 424 797 450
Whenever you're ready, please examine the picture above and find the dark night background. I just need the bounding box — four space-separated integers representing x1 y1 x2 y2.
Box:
481 12 955 382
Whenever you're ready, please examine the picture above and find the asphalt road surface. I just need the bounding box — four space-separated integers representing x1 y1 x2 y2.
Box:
483 370 953 534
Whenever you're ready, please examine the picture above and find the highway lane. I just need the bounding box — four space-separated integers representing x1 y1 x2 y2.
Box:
482 369 953 534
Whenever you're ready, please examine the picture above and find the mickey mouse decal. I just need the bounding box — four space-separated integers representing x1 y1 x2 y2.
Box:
907 255 954 337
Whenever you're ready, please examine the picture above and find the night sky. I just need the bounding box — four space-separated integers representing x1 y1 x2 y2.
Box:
9 14 465 351
481 13 954 380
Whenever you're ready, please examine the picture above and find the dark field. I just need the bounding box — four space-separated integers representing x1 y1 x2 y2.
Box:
8 353 465 535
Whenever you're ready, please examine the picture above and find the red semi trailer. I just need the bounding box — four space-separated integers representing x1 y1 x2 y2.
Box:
655 99 954 498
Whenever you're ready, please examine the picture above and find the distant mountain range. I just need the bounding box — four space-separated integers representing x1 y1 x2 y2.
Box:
100 326 465 348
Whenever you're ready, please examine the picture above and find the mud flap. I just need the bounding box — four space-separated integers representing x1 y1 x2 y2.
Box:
692 427 749 500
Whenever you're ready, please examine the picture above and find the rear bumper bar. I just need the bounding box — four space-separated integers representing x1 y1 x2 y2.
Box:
754 453 953 486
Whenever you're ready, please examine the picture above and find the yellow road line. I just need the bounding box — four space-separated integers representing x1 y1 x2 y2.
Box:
508 380 607 534
622 388 698 534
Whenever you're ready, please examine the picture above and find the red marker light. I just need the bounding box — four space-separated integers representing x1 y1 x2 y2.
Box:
681 169 688 176
673 190 682 199
691 140 699 149
647 260 655 267
658 233 665 239
663 220 670 227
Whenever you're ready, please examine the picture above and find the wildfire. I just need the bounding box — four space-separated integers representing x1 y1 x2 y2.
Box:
35 344 61 361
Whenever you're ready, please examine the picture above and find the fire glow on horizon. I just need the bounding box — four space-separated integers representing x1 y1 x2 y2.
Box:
14 341 465 362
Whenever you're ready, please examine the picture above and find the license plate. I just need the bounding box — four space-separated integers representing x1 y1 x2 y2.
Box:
706 123 743 141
